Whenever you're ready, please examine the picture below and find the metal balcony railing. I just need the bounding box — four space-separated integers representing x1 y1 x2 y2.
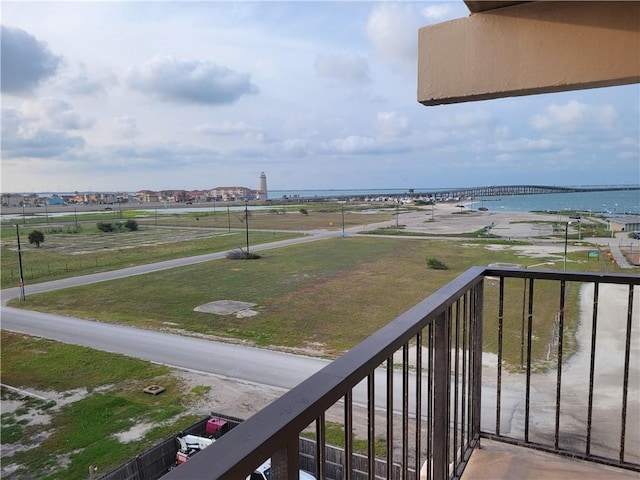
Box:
163 267 639 480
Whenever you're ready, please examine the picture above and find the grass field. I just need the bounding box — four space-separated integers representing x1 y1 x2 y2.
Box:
1 205 393 289
1 331 207 480
6 236 589 367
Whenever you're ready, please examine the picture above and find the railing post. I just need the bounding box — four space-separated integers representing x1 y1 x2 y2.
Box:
433 311 450 480
472 282 483 441
270 436 299 480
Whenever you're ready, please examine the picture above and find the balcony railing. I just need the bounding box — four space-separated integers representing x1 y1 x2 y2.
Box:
163 267 639 480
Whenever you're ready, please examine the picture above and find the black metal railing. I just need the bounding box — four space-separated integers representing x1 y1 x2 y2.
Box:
162 268 639 480
481 268 640 472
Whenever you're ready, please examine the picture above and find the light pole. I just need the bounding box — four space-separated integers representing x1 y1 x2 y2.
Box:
341 202 345 237
16 225 25 301
563 221 572 271
244 202 250 254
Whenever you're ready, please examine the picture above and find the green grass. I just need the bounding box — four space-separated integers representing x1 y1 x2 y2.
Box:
301 422 387 456
6 237 597 363
1 229 300 289
0 331 203 480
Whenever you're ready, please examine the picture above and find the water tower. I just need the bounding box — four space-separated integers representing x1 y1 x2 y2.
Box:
258 172 268 200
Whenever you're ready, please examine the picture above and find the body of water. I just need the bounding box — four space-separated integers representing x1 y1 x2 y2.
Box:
5 187 639 218
470 189 640 215
271 188 640 215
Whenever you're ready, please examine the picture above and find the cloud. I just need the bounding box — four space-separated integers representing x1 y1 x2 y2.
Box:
113 116 139 140
196 121 272 143
421 4 456 21
1 25 61 94
196 120 255 136
64 72 105 96
328 135 409 155
531 100 618 132
23 97 94 130
125 55 259 105
495 138 554 153
376 111 410 138
314 53 370 86
433 110 494 130
366 3 420 69
1 107 85 158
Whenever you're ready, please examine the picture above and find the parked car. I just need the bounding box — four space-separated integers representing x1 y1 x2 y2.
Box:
247 459 316 480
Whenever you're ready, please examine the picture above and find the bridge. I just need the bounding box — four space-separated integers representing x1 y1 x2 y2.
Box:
411 184 639 200
302 184 639 202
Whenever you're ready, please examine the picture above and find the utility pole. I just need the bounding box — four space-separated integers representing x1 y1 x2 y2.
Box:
341 203 345 237
245 202 250 254
16 225 25 301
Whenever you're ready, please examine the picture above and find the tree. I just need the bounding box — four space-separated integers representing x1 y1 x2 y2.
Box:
28 230 45 248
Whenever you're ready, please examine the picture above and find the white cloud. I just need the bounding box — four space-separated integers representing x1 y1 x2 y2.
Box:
496 138 554 153
196 121 255 136
23 97 94 130
314 53 370 86
113 116 139 140
376 111 410 138
421 4 456 21
1 25 61 94
1 107 85 159
366 3 420 69
531 100 618 132
126 55 259 105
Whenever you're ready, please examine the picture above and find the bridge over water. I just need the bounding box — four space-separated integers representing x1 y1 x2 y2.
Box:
311 184 639 201
412 184 639 200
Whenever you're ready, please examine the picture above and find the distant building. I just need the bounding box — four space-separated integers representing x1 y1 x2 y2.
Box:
47 195 65 206
608 216 640 232
258 172 268 200
209 186 253 201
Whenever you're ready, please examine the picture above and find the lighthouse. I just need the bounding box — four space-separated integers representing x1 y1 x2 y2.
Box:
258 172 268 200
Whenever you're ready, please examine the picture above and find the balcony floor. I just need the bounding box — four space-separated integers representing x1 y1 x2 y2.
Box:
461 440 638 479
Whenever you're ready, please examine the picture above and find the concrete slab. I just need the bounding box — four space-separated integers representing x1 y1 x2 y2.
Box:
462 439 638 480
194 300 257 315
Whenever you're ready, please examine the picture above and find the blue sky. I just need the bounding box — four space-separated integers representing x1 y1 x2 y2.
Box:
2 1 639 193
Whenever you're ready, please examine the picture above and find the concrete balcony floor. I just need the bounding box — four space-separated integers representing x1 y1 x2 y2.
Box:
462 440 637 480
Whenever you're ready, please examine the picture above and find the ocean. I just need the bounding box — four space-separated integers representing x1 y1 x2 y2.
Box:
270 188 640 215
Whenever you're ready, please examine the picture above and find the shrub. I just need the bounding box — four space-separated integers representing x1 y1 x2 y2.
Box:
28 230 45 248
97 222 113 232
226 249 261 260
299 208 309 215
124 219 138 231
426 257 448 270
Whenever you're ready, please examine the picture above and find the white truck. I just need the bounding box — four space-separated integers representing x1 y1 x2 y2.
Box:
247 459 316 480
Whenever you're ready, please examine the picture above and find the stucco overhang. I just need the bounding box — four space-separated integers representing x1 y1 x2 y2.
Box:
418 1 640 105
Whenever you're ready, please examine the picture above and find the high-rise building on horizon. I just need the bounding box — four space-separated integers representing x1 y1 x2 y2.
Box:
258 172 268 200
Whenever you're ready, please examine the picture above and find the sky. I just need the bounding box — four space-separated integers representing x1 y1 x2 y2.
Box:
1 1 639 194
